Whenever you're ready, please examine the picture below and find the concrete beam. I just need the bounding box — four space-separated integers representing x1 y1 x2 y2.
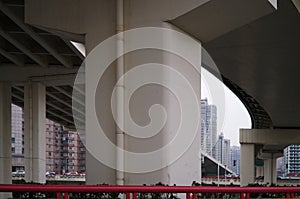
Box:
171 0 276 42
0 47 23 67
0 1 72 68
240 129 300 146
51 85 85 107
46 109 73 124
0 27 47 67
46 92 84 116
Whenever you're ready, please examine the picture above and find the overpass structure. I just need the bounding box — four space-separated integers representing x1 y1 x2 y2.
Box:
201 152 234 177
0 0 300 196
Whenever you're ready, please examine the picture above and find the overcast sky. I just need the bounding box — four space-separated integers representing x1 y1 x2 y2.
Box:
201 67 251 146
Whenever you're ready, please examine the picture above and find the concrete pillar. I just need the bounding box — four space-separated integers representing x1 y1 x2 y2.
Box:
24 82 46 183
263 153 280 185
85 23 202 185
240 143 255 186
264 158 274 184
0 82 12 199
256 166 263 178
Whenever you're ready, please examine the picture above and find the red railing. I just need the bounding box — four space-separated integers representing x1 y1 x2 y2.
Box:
0 184 300 199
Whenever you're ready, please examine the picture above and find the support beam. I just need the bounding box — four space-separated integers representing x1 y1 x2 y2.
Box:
12 93 23 101
0 27 47 67
240 129 300 145
24 82 46 183
63 39 85 61
13 86 82 130
51 86 85 107
0 1 72 68
46 109 74 124
47 101 84 124
36 26 85 44
240 143 255 186
47 92 85 116
0 82 12 199
0 47 23 66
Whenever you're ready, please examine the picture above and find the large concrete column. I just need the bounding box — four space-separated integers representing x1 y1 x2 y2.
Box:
24 82 46 183
262 153 281 185
264 157 276 184
0 82 12 199
240 143 255 186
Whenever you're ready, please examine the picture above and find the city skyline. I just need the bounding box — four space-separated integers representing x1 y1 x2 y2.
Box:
201 67 251 146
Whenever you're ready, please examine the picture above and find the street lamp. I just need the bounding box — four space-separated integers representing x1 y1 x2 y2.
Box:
217 162 220 186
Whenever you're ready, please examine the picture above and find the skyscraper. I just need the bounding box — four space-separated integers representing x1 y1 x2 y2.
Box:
216 132 231 166
230 145 240 175
201 98 217 157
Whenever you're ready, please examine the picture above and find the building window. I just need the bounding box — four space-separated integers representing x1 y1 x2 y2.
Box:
22 148 24 154
11 147 15 153
12 137 15 143
48 152 52 156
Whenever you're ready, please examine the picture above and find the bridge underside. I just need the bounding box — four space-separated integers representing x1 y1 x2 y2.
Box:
0 0 300 188
171 0 300 129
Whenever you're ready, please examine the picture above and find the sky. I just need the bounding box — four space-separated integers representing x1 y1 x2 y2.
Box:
201 67 251 146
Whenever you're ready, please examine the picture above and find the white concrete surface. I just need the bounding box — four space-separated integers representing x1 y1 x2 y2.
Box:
24 82 46 183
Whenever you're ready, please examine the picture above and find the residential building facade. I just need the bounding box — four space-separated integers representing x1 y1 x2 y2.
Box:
283 145 300 176
11 104 24 171
11 105 86 174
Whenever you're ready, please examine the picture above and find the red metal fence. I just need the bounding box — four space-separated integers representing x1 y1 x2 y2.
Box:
1 184 300 199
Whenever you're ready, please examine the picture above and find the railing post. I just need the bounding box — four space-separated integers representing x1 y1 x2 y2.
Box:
64 192 69 199
186 192 191 199
133 192 137 199
56 192 61 199
126 192 130 199
192 192 197 199
240 192 245 199
246 192 250 199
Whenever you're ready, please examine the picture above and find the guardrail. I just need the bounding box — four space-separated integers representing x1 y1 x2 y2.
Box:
1 184 300 199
